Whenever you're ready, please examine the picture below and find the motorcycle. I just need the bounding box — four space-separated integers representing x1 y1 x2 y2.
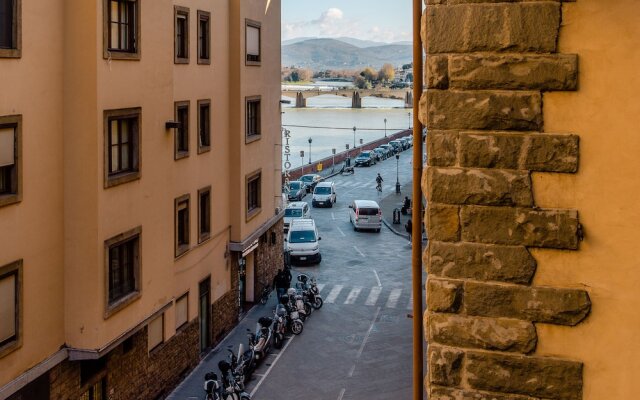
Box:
226 343 254 384
248 316 274 364
278 296 304 335
286 288 311 321
218 360 252 400
203 372 222 400
272 306 287 349
295 273 323 310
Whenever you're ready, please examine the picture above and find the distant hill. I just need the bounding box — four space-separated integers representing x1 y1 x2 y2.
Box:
282 38 412 70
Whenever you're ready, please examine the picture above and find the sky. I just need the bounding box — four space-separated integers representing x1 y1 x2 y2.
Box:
281 0 413 43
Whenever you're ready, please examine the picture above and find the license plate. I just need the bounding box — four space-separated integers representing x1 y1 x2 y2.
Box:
318 202 324 205
300 256 307 260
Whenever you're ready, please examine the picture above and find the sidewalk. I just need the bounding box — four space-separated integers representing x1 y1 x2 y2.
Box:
379 179 426 241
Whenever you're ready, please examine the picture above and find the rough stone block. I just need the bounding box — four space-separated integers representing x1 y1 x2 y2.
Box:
427 90 542 131
429 313 537 353
427 55 450 89
428 344 465 387
428 241 536 284
427 278 463 313
429 386 540 400
460 206 580 249
426 3 561 54
449 54 578 91
459 132 523 170
466 352 583 400
427 203 461 242
428 167 533 207
464 281 591 325
427 131 458 167
523 134 579 173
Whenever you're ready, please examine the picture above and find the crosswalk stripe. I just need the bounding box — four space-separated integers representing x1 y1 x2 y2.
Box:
344 287 362 304
407 293 413 310
365 286 382 306
325 285 344 304
385 288 402 309
317 283 326 293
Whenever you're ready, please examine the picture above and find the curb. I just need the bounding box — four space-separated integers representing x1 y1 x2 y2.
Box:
383 217 410 239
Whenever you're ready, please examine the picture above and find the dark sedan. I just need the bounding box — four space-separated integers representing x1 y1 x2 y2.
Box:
287 181 307 201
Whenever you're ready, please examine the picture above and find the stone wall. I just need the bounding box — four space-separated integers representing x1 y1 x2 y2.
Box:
421 1 589 399
50 320 199 400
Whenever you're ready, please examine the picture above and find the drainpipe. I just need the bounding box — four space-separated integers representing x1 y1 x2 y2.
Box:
412 0 424 399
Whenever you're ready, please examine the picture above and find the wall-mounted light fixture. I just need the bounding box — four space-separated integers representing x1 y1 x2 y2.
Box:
165 121 182 130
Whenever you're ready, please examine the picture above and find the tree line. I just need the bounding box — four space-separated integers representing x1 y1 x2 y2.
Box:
282 63 413 88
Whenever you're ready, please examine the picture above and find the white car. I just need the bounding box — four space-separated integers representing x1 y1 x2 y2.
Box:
286 219 322 264
284 202 310 233
312 181 336 208
349 200 382 232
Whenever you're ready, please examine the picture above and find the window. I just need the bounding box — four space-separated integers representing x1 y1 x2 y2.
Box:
245 19 261 65
103 108 140 188
174 101 189 159
245 97 261 141
175 194 190 257
198 187 211 243
197 11 210 64
197 100 210 153
175 293 189 330
174 6 189 63
0 260 21 358
105 227 141 316
0 0 20 58
0 115 21 207
246 171 261 219
103 0 140 60
147 314 164 352
80 378 106 400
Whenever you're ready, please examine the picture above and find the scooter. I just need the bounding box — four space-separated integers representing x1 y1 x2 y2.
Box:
286 288 311 321
296 273 323 309
248 316 274 364
279 296 304 335
203 372 222 400
218 360 251 400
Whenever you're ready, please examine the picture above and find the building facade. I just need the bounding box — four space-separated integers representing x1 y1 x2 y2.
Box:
423 0 640 399
0 0 283 398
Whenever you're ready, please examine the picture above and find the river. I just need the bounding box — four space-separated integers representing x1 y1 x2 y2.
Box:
281 94 413 169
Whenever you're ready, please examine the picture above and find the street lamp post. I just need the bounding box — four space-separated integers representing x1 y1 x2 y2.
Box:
308 138 312 164
300 150 305 175
352 126 356 149
408 112 412 129
332 148 336 172
395 154 401 194
384 118 387 137
345 144 350 167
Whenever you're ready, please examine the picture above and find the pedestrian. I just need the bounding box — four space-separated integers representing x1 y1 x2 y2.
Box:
283 265 292 288
273 269 288 304
405 218 412 245
401 196 411 215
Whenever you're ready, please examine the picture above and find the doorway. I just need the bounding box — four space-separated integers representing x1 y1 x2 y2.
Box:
199 277 211 352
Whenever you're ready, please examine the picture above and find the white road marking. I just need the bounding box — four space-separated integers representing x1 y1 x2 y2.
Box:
385 288 402 309
317 283 326 293
331 212 336 220
250 335 296 396
373 269 382 287
344 287 362 304
407 293 414 310
337 388 346 400
325 285 344 304
357 306 381 358
353 245 366 258
336 226 346 237
348 364 356 377
365 286 382 306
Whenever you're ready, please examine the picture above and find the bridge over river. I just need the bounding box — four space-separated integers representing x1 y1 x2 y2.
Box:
281 88 413 108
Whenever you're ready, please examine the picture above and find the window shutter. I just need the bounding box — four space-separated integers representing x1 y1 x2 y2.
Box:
0 128 14 167
148 314 163 351
0 274 16 342
175 295 188 329
247 25 260 56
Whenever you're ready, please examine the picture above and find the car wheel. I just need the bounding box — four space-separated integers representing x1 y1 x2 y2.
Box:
376 228 381 233
354 226 358 232
328 202 333 208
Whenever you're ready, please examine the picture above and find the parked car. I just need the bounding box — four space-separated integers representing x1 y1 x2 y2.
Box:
299 174 322 193
354 151 377 167
312 181 336 208
373 147 387 161
388 140 403 153
284 201 311 232
349 200 382 232
399 137 411 149
287 181 307 201
286 219 322 264
379 144 393 157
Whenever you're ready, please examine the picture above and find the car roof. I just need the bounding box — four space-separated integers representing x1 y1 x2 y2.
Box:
300 174 318 178
289 218 316 230
316 181 333 187
353 200 380 208
287 201 307 209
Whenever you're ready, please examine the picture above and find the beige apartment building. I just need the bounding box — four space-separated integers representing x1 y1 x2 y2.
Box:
0 0 283 398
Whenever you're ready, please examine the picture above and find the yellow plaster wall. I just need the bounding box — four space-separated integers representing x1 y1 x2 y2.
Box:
532 1 640 398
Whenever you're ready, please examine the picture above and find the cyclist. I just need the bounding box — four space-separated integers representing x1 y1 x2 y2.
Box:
375 173 383 192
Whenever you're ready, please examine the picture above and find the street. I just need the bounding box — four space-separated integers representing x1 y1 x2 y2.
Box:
169 150 421 400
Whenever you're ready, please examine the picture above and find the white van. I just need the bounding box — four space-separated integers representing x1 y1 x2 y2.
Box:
349 200 382 232
312 181 336 208
285 219 322 264
284 201 310 233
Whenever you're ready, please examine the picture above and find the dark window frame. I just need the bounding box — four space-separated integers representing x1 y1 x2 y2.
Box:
174 6 190 64
0 114 21 208
0 0 20 58
174 101 190 160
197 10 210 65
246 170 261 221
102 0 141 61
175 194 191 258
245 96 261 143
197 99 211 153
0 259 22 358
198 186 211 243
104 227 142 318
245 19 261 66
103 108 141 188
